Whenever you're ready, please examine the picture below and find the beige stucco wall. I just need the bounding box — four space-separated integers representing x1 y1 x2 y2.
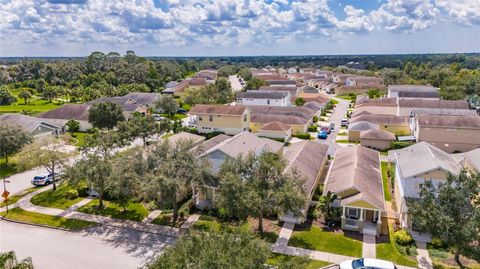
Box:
360 138 392 150
417 126 480 153
348 130 361 142
196 111 250 135
258 129 292 142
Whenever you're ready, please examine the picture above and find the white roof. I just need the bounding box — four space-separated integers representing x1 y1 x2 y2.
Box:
201 131 283 159
392 142 461 178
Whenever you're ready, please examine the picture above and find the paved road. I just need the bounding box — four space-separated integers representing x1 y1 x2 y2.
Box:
317 97 351 156
0 220 173 269
2 138 144 196
228 75 244 91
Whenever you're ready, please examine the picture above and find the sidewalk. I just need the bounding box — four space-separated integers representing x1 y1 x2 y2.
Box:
416 242 433 269
12 185 180 238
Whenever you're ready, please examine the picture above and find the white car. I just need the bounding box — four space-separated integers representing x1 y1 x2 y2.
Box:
340 258 397 269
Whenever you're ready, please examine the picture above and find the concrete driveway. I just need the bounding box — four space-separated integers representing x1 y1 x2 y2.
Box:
0 220 173 269
228 75 244 92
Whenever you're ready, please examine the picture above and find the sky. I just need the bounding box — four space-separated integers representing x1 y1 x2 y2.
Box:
0 0 479 57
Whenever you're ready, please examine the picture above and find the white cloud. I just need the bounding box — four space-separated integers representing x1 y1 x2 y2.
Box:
0 0 477 55
435 0 480 25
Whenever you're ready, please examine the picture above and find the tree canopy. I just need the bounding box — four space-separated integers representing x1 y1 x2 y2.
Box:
88 102 125 129
0 123 32 164
408 171 480 268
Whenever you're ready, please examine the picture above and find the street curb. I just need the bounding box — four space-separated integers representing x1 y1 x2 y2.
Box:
0 216 102 232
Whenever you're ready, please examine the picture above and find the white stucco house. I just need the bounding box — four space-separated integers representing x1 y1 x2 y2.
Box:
236 90 291 107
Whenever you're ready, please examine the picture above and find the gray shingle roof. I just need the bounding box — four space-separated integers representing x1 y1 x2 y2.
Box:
237 90 289 99
324 145 385 211
417 115 480 128
360 129 395 141
0 113 61 133
348 121 379 131
37 104 90 121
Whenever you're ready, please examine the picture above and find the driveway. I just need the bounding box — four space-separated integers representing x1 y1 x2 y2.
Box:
0 220 173 269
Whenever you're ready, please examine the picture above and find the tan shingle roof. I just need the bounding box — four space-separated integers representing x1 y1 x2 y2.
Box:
355 97 397 108
189 105 248 116
360 129 395 141
324 145 385 211
417 115 480 128
351 115 409 125
399 99 469 109
259 121 292 132
283 141 328 196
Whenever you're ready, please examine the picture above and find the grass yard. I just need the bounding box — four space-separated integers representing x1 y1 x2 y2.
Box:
151 210 187 228
70 132 90 147
380 162 392 201
30 184 85 210
428 244 480 269
336 95 355 101
78 199 149 222
288 226 363 257
376 225 418 267
0 187 40 208
336 139 359 144
160 113 188 120
192 216 279 244
266 253 331 269
0 98 63 114
0 207 96 230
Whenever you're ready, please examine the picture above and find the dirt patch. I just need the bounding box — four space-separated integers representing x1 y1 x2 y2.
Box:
248 217 281 234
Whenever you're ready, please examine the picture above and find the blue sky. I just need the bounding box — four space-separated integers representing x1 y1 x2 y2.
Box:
0 0 479 57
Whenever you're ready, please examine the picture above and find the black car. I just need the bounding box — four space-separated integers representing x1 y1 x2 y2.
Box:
177 108 187 114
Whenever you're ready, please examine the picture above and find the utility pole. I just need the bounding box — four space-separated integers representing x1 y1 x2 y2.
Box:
1 165 9 214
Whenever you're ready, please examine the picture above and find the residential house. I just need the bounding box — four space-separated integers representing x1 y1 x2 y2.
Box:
37 104 92 131
412 114 480 153
257 121 292 142
0 113 64 138
194 132 284 208
390 142 462 229
236 90 291 107
258 86 299 102
298 85 319 94
87 92 159 117
336 76 386 95
248 105 315 134
348 121 379 142
280 141 329 223
387 85 439 99
324 145 386 236
455 148 480 173
350 114 410 135
398 99 470 117
360 129 396 150
164 132 206 148
266 80 297 87
189 104 250 135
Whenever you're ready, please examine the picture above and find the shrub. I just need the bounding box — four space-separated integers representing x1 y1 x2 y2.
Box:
390 141 414 150
206 131 224 139
430 238 446 249
64 189 79 200
312 115 318 123
293 133 311 140
429 249 449 259
179 208 188 219
199 215 215 221
394 229 414 246
307 125 318 132
76 181 89 197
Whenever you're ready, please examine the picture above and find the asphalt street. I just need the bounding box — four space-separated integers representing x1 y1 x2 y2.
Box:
317 97 351 156
0 220 173 269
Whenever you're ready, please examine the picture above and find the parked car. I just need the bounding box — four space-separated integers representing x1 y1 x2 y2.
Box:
31 173 60 186
340 258 397 269
153 115 166 121
317 130 328 139
177 108 187 114
320 124 331 134
341 118 349 127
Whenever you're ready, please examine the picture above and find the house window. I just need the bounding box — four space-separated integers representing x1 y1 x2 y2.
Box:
267 100 270 105
347 208 359 219
244 115 247 122
198 116 203 121
209 115 213 121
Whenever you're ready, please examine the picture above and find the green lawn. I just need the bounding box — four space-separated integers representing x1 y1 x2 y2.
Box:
0 98 63 114
376 225 418 267
160 113 188 120
71 132 90 147
336 95 355 101
266 253 331 269
151 211 187 228
0 207 96 230
78 199 149 222
288 226 363 257
0 187 40 208
30 184 85 210
192 217 278 244
336 140 359 144
380 162 392 201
